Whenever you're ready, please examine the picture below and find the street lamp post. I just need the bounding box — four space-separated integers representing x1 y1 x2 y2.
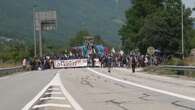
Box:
181 0 184 59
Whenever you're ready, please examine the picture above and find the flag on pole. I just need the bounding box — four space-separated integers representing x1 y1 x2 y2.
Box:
69 51 73 56
111 48 115 53
120 50 124 55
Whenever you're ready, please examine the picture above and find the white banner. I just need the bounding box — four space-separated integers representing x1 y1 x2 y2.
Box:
94 58 101 67
54 59 88 68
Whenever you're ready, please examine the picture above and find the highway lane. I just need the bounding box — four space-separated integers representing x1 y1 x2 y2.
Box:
0 69 57 110
59 68 195 110
0 68 195 110
93 68 195 98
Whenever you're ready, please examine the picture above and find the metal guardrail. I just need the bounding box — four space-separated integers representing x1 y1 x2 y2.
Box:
0 66 23 75
159 65 195 71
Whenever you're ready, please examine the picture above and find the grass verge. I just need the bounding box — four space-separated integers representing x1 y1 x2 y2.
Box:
144 66 195 79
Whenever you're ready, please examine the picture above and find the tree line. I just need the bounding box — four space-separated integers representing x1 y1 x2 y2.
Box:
119 0 195 56
0 30 108 64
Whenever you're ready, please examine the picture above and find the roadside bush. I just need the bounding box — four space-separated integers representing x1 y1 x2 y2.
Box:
166 57 184 65
166 57 185 75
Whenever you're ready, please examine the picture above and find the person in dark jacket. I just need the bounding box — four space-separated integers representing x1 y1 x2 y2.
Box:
131 56 136 73
107 54 112 73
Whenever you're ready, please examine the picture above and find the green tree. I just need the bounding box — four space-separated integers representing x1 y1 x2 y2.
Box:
0 40 31 63
119 0 193 55
94 35 105 45
190 29 195 48
138 0 193 54
119 0 163 53
69 31 109 47
69 31 90 47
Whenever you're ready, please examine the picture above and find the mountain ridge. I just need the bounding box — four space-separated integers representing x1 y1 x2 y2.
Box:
0 0 131 47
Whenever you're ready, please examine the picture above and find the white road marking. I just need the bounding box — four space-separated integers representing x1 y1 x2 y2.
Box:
32 103 71 109
40 97 66 101
22 77 54 110
22 69 83 110
0 76 10 80
117 68 195 84
87 68 195 102
45 91 62 95
57 70 84 110
48 88 60 91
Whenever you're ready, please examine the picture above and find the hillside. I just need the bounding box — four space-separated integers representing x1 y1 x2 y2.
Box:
0 0 131 47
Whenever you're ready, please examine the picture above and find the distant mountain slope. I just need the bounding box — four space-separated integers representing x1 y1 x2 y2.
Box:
0 0 131 46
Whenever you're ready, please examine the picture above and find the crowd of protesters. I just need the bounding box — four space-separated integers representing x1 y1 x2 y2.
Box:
99 54 162 68
98 53 163 72
22 56 54 71
22 53 87 70
22 49 164 72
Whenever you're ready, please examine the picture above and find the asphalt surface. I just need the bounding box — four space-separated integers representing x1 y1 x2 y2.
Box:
0 68 195 110
0 70 56 110
60 68 195 110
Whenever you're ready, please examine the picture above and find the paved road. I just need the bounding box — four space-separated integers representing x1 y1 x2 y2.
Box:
0 68 195 110
60 68 195 110
0 70 56 110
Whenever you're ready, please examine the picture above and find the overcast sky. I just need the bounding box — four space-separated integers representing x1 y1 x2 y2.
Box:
183 0 195 17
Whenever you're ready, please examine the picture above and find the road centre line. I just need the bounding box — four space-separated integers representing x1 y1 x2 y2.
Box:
87 68 195 102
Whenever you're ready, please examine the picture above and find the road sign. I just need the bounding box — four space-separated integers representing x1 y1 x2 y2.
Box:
147 47 155 55
33 10 57 57
34 10 57 31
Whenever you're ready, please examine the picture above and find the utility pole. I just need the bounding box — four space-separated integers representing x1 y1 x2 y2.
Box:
39 29 43 57
181 1 184 59
33 7 37 57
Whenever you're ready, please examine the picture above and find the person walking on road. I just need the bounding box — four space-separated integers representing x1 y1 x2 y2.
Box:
22 58 27 70
107 54 112 73
131 56 136 73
